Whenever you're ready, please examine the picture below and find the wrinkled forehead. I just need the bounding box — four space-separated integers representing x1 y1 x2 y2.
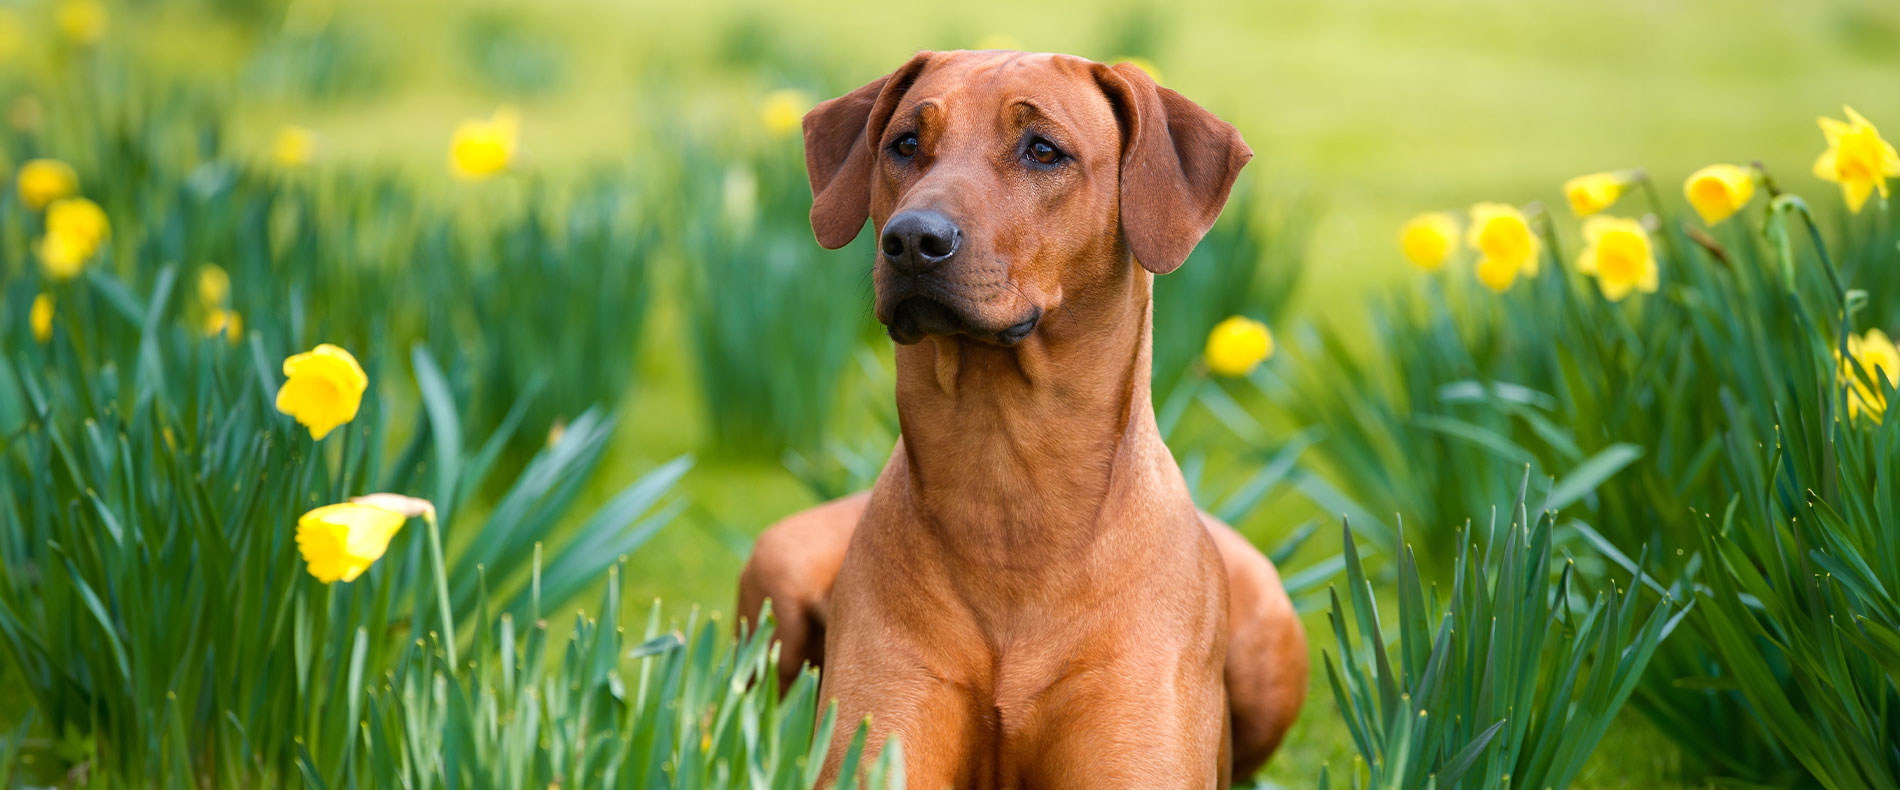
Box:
895 51 1122 152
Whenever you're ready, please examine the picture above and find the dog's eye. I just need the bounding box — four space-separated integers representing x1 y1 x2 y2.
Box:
892 133 919 158
1025 138 1064 166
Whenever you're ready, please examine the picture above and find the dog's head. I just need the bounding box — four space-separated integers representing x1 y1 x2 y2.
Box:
803 50 1251 346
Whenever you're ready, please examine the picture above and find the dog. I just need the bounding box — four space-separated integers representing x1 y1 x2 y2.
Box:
737 50 1308 788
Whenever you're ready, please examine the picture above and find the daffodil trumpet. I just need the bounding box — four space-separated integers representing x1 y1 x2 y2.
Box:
1467 202 1542 292
1562 170 1640 217
295 493 456 664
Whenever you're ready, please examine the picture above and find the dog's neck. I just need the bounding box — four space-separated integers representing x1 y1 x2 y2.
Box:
891 260 1171 569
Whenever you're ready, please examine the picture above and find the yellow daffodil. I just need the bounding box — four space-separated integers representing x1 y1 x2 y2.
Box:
1575 216 1658 302
1467 203 1541 292
29 293 53 343
1204 315 1274 377
1399 212 1459 271
760 90 812 138
1683 164 1755 225
275 344 368 440
46 196 108 251
36 231 91 280
16 158 77 210
448 107 519 181
349 493 436 519
1813 106 1899 214
1840 328 1900 424
204 309 242 342
198 264 230 306
974 33 1021 50
273 126 316 168
296 502 406 583
55 0 106 45
33 197 108 279
1563 171 1630 217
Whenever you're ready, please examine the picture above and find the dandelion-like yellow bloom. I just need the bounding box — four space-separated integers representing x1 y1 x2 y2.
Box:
1683 164 1755 225
29 293 53 343
273 126 316 168
296 502 406 583
275 344 368 440
1575 216 1658 302
1467 203 1541 292
1839 328 1900 424
204 309 242 342
46 196 108 251
1399 212 1459 271
1813 106 1899 214
1204 315 1274 377
760 90 813 138
1563 172 1629 217
55 0 107 45
36 231 91 280
16 158 77 210
198 264 230 306
448 107 519 181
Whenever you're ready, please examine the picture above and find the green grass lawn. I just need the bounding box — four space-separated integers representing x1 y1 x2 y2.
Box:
37 0 1899 784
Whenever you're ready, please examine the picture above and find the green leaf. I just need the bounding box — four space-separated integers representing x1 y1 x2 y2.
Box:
411 345 463 520
1544 443 1643 511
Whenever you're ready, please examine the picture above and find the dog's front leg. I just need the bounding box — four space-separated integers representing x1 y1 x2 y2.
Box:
815 625 991 788
816 546 993 789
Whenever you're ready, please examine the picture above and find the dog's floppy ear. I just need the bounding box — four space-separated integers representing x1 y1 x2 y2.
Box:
1094 62 1253 274
804 52 934 249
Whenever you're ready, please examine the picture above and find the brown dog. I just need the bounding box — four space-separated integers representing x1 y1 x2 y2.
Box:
738 50 1308 788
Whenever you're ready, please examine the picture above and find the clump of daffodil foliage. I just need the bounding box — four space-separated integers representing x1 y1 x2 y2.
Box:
1278 106 1900 789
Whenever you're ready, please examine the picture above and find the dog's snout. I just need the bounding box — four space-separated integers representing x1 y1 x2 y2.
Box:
880 210 961 272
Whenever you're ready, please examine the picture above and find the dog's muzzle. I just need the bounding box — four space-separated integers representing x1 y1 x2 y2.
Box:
883 283 1041 347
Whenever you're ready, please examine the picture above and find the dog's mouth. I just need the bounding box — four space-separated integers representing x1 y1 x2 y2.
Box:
886 294 1041 347
887 296 959 345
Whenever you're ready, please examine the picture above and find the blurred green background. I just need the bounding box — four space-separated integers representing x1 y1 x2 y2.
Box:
144 0 1900 310
115 0 1892 614
4 0 1897 785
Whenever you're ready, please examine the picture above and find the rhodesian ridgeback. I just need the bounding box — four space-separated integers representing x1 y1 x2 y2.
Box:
738 50 1308 788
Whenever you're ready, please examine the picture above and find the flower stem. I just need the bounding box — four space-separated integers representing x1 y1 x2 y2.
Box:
1772 195 1847 305
1635 172 1688 268
423 511 457 667
1768 192 1854 444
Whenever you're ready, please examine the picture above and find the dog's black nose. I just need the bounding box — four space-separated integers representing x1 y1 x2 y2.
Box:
880 210 960 273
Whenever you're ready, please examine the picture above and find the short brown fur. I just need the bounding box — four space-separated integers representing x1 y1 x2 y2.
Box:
741 50 1307 788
